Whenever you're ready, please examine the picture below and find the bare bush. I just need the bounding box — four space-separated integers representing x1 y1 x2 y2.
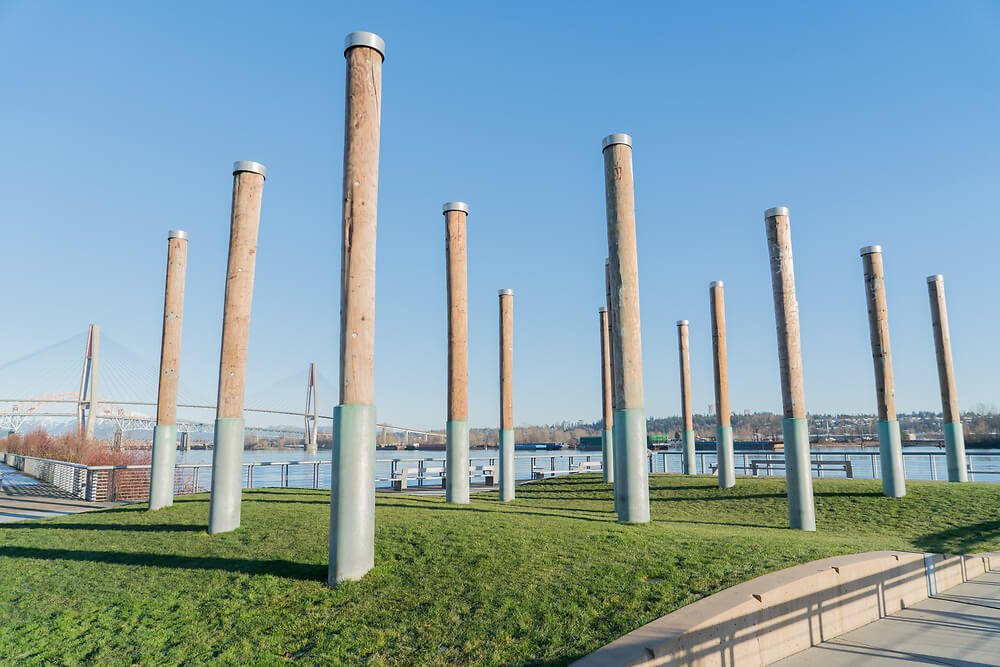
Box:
0 429 150 466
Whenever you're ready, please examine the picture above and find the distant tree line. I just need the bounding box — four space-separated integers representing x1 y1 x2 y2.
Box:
454 406 1000 447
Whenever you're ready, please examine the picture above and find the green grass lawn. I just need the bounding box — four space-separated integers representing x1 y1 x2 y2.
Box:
2 475 999 665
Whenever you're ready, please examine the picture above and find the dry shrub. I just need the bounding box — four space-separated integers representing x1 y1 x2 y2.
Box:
0 429 150 466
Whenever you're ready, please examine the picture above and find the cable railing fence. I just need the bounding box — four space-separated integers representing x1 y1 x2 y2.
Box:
3 448 999 503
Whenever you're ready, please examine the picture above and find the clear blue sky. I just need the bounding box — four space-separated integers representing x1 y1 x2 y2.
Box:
1 1 998 430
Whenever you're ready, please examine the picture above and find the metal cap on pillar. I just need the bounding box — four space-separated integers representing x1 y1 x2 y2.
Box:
599 307 607 313
602 133 632 150
765 206 789 218
709 280 724 288
498 289 513 296
442 202 469 215
860 245 882 256
927 274 944 283
344 31 386 60
676 320 689 326
168 230 188 240
232 161 267 179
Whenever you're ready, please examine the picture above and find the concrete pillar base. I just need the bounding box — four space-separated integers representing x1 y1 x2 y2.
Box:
716 425 735 489
601 429 614 483
148 424 178 510
500 428 515 501
329 403 376 584
446 420 470 504
208 417 245 535
614 408 650 523
783 417 816 531
877 420 906 498
682 429 696 474
943 422 968 482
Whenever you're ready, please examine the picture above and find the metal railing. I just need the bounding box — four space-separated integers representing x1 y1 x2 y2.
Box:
3 448 998 503
646 449 1000 482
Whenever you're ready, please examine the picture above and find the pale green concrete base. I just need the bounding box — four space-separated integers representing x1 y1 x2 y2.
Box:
148 424 177 510
614 408 650 523
500 428 515 501
208 417 245 535
682 429 696 474
602 429 614 483
783 417 816 531
877 420 906 498
329 404 376 584
944 422 968 482
716 425 735 489
446 420 470 504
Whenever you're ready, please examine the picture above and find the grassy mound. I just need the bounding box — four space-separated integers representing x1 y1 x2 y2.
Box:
1 475 998 665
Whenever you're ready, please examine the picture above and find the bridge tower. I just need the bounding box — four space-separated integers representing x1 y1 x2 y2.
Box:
77 324 100 439
304 362 318 452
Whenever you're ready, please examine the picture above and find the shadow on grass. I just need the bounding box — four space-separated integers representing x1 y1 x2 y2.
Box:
3 522 205 533
914 519 1000 554
0 545 325 581
377 499 613 523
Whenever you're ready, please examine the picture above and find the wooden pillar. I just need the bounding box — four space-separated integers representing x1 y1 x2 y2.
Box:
927 274 967 481
605 259 620 502
602 133 649 523
208 161 266 535
498 289 515 500
709 281 735 488
149 230 188 510
329 31 385 584
599 307 614 484
676 320 696 474
444 202 470 504
765 206 815 531
861 246 905 497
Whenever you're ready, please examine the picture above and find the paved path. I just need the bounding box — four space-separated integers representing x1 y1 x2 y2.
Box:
0 464 112 522
775 569 1000 666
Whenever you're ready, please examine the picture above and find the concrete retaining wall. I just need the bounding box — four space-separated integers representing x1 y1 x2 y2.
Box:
574 550 997 667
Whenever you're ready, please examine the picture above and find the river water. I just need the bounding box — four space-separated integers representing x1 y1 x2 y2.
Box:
172 445 1000 491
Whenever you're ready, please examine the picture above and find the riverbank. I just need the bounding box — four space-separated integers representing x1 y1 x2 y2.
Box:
1 475 999 664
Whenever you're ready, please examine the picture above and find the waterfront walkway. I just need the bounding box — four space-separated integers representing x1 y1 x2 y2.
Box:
0 464 112 522
775 568 1000 666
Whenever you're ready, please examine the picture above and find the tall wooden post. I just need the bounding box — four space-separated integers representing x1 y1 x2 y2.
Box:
498 289 515 500
710 281 735 488
149 230 188 510
927 274 967 481
605 259 620 506
765 206 815 531
676 320 696 474
599 307 614 484
861 246 906 497
208 161 266 535
444 201 470 504
602 133 649 523
329 31 384 584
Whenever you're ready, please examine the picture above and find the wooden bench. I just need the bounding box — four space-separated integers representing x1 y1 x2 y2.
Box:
749 458 853 478
532 468 574 480
435 465 498 488
532 461 602 480
708 463 755 475
390 467 419 491
471 465 497 486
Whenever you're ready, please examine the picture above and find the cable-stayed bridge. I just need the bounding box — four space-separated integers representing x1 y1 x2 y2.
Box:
0 327 443 448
